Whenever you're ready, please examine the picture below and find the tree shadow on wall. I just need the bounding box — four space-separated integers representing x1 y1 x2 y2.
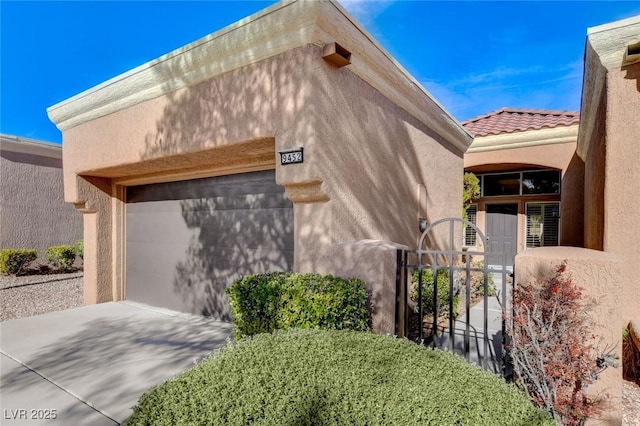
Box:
172 176 294 321
137 39 314 320
140 38 465 322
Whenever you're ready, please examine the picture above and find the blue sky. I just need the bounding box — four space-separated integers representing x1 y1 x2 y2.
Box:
2 1 639 144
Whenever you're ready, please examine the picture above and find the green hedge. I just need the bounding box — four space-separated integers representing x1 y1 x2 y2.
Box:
45 245 76 272
0 248 37 275
124 330 553 426
411 268 459 317
225 272 370 339
75 240 84 261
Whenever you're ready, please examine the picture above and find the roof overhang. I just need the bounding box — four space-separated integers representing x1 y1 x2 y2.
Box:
0 133 62 159
46 0 472 152
577 15 640 159
466 124 578 154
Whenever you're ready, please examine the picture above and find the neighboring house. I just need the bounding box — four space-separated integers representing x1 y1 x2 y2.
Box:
513 16 640 424
461 108 582 266
0 134 83 263
46 0 472 333
577 15 640 335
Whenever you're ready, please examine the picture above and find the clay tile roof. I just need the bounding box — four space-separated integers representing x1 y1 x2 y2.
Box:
461 108 580 137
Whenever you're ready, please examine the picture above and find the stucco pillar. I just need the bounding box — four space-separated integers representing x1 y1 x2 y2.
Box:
515 247 623 425
329 240 408 335
74 176 120 304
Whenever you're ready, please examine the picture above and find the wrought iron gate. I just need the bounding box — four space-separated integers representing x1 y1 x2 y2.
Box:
395 218 512 376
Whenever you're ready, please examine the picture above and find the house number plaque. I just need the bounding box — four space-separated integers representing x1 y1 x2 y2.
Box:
279 147 304 165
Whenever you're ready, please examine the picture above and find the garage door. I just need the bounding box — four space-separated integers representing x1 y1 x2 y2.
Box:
126 170 293 321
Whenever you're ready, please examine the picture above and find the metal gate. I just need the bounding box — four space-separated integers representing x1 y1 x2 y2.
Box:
395 218 512 376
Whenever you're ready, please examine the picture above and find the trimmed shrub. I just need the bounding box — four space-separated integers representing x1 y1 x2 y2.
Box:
411 268 459 318
469 260 497 297
226 273 284 337
75 240 84 261
45 245 76 272
0 248 37 275
225 272 369 339
410 263 497 340
124 329 553 426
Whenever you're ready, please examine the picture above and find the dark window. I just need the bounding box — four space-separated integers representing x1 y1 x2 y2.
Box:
522 170 561 195
483 173 520 196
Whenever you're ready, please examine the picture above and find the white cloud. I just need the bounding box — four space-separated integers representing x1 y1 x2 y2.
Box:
337 0 395 26
423 60 583 121
461 66 543 85
421 79 474 121
448 61 581 89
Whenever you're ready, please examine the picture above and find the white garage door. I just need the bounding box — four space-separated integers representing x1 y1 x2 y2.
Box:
125 170 294 321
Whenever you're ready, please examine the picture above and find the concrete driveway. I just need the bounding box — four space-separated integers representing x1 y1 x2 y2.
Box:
0 301 232 425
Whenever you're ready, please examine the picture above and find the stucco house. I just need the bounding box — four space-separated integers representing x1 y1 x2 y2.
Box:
513 15 640 424
577 15 640 327
46 0 472 333
458 15 639 422
0 134 83 263
461 108 583 266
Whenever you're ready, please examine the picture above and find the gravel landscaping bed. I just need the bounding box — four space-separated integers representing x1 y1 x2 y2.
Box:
0 272 83 321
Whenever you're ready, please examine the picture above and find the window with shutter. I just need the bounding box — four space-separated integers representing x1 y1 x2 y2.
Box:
464 205 478 247
526 203 559 248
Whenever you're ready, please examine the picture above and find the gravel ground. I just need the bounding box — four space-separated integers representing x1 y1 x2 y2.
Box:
0 272 83 322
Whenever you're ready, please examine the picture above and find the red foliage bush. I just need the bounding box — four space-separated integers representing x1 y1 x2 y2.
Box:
507 263 608 425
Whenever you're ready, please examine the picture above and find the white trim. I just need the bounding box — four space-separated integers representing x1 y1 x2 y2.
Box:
46 0 472 153
587 15 640 70
467 125 578 154
578 15 640 160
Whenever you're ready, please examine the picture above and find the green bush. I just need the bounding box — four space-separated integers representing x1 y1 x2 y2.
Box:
225 272 370 339
411 268 459 318
75 240 84 261
124 329 553 426
0 248 37 275
460 261 497 298
45 245 76 272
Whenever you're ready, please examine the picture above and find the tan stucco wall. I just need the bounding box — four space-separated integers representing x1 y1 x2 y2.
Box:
578 17 640 329
59 44 464 329
0 139 83 263
582 76 606 252
603 63 640 324
464 133 577 172
464 136 584 252
327 240 408 334
515 247 623 425
288 47 463 270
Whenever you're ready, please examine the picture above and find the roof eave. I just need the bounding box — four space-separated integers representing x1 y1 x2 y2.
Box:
0 133 62 159
46 0 472 153
577 15 640 160
467 124 579 154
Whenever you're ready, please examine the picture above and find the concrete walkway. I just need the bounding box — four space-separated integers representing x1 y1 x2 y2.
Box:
0 302 232 425
433 267 512 374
